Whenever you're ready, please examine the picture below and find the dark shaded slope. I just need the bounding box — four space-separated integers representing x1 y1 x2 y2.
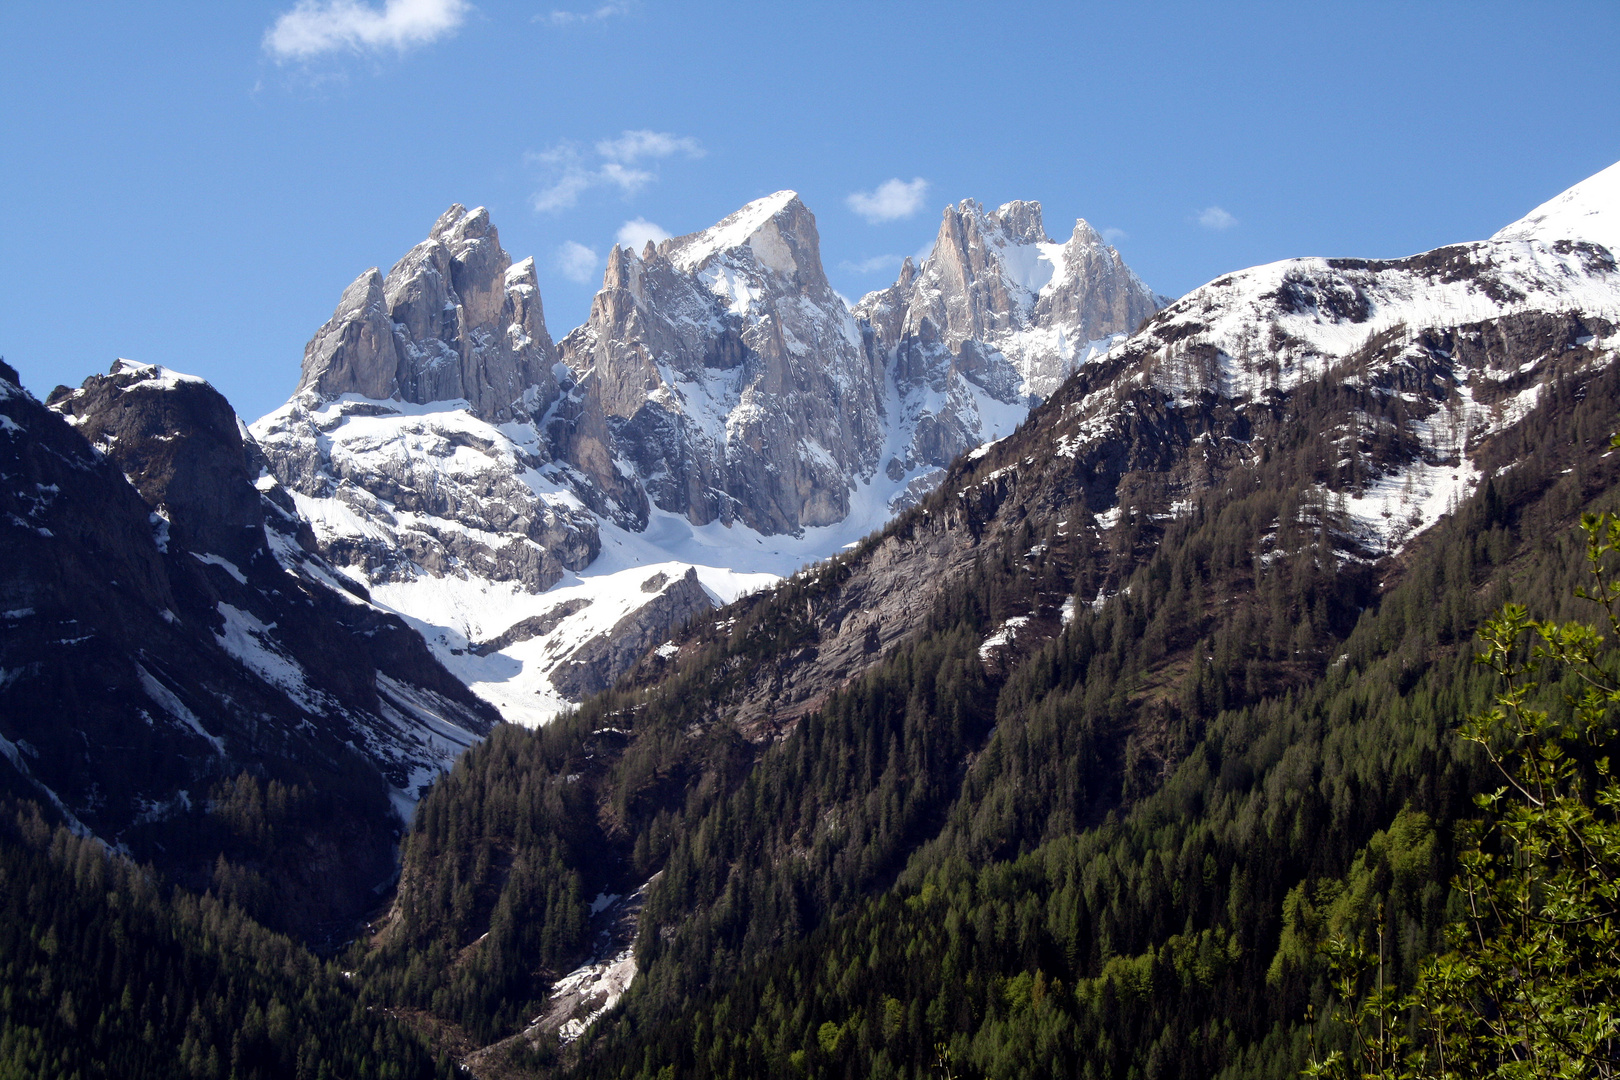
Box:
0 359 495 942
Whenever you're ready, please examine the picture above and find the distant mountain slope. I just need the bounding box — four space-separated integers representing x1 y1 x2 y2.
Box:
0 358 494 941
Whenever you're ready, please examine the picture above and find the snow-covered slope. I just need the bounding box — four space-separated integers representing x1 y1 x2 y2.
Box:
1060 161 1620 558
1492 159 1620 252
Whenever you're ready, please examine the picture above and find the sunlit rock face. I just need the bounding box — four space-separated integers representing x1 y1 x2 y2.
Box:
856 199 1167 480
562 191 887 534
298 204 561 424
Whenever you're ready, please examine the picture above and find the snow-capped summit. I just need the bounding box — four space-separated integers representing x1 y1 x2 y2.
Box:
1491 159 1620 253
853 198 1166 483
1053 157 1620 562
666 189 810 278
249 189 1171 726
876 199 1166 400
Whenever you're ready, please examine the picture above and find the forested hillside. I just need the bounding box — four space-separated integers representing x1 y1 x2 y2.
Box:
355 310 1620 1078
0 800 453 1080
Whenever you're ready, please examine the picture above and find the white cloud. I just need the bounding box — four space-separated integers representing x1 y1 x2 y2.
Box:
264 0 469 60
555 241 601 283
529 131 702 212
598 161 656 196
1197 206 1238 231
542 2 631 25
839 254 904 275
533 170 595 213
617 218 671 251
597 130 704 163
847 178 930 224
1101 227 1129 243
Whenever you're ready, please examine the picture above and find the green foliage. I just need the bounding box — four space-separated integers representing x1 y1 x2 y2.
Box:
1309 485 1620 1080
357 722 597 1043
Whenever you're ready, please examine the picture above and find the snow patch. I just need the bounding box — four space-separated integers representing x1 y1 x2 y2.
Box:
192 552 248 584
212 604 324 711
136 663 225 755
978 615 1031 659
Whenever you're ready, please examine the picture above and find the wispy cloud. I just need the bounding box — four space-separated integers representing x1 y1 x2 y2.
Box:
555 241 602 283
1197 206 1238 231
839 254 904 275
1101 227 1129 243
598 130 703 163
264 0 469 60
541 2 632 25
530 130 702 212
617 218 671 251
847 178 930 224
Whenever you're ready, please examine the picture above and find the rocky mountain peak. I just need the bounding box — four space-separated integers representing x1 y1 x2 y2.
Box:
428 202 489 243
896 255 918 290
981 198 1049 246
49 359 266 568
665 191 822 285
561 190 884 535
1031 218 1164 347
251 187 1166 725
854 194 1166 474
296 204 559 423
915 199 1052 345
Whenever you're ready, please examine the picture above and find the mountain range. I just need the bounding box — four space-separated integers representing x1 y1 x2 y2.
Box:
1 159 1618 1078
248 189 1161 724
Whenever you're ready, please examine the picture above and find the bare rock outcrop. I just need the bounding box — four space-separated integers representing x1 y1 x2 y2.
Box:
548 568 713 700
298 205 560 423
561 192 887 534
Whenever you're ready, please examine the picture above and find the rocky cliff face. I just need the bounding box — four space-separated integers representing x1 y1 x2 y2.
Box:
298 205 560 423
0 359 496 940
562 192 886 534
856 199 1166 481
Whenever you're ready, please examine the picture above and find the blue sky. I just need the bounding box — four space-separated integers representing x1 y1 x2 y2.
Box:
2 1 1617 422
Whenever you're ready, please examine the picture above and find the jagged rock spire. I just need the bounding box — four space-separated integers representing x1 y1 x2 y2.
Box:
298 205 560 423
560 191 887 534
